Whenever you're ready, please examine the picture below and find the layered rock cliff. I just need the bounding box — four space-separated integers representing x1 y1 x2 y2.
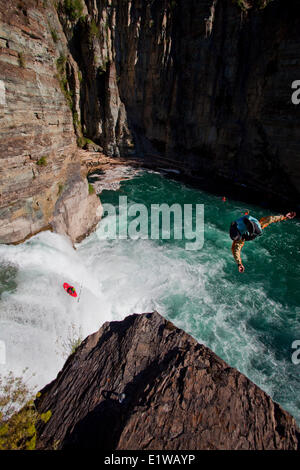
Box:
1 0 300 243
0 0 101 244
35 311 300 450
54 0 300 202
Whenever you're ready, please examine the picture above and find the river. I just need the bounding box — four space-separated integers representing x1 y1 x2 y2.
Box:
0 169 299 423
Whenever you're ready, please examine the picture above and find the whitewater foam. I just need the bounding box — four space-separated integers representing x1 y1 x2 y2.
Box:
0 171 299 424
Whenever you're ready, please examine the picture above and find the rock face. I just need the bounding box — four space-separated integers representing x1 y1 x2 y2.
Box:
1 0 300 243
52 177 102 243
35 312 300 450
51 159 103 243
54 0 300 203
0 0 101 244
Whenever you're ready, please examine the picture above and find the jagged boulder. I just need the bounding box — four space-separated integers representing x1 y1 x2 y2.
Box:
35 312 300 450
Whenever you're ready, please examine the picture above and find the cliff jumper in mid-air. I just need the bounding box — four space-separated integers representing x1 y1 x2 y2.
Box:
230 212 296 273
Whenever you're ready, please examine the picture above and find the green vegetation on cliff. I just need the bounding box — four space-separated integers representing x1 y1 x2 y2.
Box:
50 28 59 43
63 0 84 22
55 56 87 145
0 371 51 450
36 156 47 166
89 18 100 40
56 54 73 111
88 183 95 195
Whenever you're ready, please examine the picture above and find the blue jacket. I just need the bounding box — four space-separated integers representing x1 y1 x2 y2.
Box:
236 215 262 239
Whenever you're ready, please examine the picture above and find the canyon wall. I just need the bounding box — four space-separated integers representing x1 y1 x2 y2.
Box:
1 0 300 244
0 0 101 244
35 311 300 450
54 0 300 202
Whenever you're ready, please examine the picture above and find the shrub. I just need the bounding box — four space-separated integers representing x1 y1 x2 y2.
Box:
77 135 99 149
0 369 33 422
63 0 84 22
56 54 67 75
89 19 100 40
0 403 38 450
40 410 52 424
72 110 81 130
56 55 73 111
50 28 58 43
77 135 86 148
0 370 51 450
88 183 95 195
70 337 82 354
57 323 83 358
36 156 47 166
57 183 64 195
85 138 96 145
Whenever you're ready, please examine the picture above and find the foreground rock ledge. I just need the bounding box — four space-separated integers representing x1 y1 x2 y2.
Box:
35 312 300 450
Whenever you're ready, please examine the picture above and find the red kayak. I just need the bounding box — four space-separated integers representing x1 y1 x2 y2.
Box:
63 283 77 298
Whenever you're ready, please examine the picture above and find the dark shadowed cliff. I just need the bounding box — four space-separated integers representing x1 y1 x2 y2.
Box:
35 312 300 450
1 0 300 244
56 0 300 201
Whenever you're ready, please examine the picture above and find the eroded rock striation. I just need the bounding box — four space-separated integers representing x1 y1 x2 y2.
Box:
54 0 300 202
35 311 300 450
1 0 300 243
0 0 101 244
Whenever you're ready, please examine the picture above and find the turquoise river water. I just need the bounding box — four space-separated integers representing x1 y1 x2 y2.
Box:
0 170 299 423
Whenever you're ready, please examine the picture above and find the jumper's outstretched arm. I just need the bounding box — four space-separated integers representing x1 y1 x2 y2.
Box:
259 214 286 230
231 239 245 272
259 212 296 229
